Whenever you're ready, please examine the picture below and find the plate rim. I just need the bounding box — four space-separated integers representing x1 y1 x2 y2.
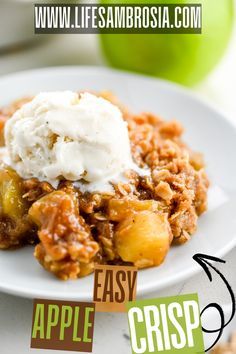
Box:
1 65 236 129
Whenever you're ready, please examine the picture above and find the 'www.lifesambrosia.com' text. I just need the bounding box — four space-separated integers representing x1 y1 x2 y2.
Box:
34 4 202 34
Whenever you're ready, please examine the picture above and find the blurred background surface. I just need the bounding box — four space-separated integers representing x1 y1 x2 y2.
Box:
0 0 235 121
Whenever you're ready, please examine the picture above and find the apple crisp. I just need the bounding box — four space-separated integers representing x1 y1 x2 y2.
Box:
0 93 209 279
211 331 236 354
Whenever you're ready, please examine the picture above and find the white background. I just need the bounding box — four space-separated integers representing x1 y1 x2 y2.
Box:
0 3 236 354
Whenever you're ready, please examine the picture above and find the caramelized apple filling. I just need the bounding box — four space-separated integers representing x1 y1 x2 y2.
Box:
0 94 209 279
29 190 99 280
0 166 35 249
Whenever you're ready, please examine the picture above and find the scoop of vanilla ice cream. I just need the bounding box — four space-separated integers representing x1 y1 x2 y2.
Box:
4 91 141 191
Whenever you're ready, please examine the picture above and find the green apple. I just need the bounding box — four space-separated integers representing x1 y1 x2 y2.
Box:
99 0 234 86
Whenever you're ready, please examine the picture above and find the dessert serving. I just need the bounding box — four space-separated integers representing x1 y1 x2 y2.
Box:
0 90 209 280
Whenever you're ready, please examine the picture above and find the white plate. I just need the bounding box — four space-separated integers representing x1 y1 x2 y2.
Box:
0 66 236 300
